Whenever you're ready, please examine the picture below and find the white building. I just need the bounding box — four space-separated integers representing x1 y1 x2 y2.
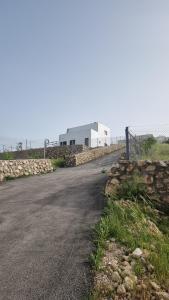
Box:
59 122 111 148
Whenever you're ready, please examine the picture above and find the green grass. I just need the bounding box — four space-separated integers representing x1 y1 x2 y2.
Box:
1 152 14 160
51 158 66 169
28 152 43 159
91 173 169 288
133 259 145 277
92 199 169 284
116 174 148 201
141 143 169 160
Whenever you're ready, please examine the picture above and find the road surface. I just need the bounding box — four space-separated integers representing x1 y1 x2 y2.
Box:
0 152 119 300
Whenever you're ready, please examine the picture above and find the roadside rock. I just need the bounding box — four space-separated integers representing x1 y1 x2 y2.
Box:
132 248 143 258
156 291 169 300
150 281 161 291
117 284 126 295
111 271 122 283
124 276 134 291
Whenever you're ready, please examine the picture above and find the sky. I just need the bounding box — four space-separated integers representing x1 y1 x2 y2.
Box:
0 0 169 145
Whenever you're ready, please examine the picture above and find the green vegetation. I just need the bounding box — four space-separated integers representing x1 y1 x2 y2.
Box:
1 152 14 160
141 136 157 155
141 143 169 160
28 151 42 159
51 158 66 169
116 174 148 201
133 259 145 277
91 176 169 286
5 175 15 180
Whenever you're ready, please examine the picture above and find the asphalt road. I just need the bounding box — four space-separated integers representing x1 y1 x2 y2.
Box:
0 152 119 300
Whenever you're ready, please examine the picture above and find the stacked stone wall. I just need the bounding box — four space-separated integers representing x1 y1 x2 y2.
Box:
65 145 124 167
106 160 169 210
0 159 53 182
0 145 85 160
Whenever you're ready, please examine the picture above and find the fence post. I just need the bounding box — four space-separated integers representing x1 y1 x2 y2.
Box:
44 139 49 159
125 127 130 160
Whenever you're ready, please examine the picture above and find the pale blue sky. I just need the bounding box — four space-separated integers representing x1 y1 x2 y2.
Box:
0 0 169 143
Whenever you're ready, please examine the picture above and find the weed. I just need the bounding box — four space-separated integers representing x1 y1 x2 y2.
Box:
133 259 145 277
92 198 169 285
115 174 148 202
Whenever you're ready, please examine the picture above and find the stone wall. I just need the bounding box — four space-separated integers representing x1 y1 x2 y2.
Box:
0 159 53 182
106 160 169 211
65 145 124 167
0 145 85 160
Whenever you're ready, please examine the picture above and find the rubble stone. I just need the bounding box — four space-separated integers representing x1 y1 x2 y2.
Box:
0 159 53 181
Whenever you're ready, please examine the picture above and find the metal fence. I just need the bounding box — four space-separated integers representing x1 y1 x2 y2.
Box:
125 125 169 160
0 136 125 154
0 139 45 153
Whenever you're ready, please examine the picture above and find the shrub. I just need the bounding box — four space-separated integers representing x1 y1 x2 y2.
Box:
141 136 157 155
52 158 65 169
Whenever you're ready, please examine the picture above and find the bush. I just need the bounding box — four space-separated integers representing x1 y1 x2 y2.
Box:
52 158 65 169
141 136 157 155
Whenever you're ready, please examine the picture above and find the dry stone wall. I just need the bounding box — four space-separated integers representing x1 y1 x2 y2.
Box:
0 159 53 182
106 160 169 211
0 145 85 160
65 145 124 167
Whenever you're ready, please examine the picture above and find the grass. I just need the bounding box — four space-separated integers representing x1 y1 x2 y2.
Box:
91 176 169 286
141 143 169 160
133 259 145 277
5 176 15 180
28 152 43 159
1 152 14 160
116 174 148 201
51 158 66 169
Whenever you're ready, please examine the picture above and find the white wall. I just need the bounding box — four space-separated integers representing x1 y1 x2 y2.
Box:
59 122 111 148
59 128 92 146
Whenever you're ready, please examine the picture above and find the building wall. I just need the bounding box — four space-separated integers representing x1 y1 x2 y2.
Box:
59 122 111 148
66 122 98 133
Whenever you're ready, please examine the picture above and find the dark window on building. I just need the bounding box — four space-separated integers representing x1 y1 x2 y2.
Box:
104 130 108 136
85 138 89 147
70 140 75 145
60 141 67 146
